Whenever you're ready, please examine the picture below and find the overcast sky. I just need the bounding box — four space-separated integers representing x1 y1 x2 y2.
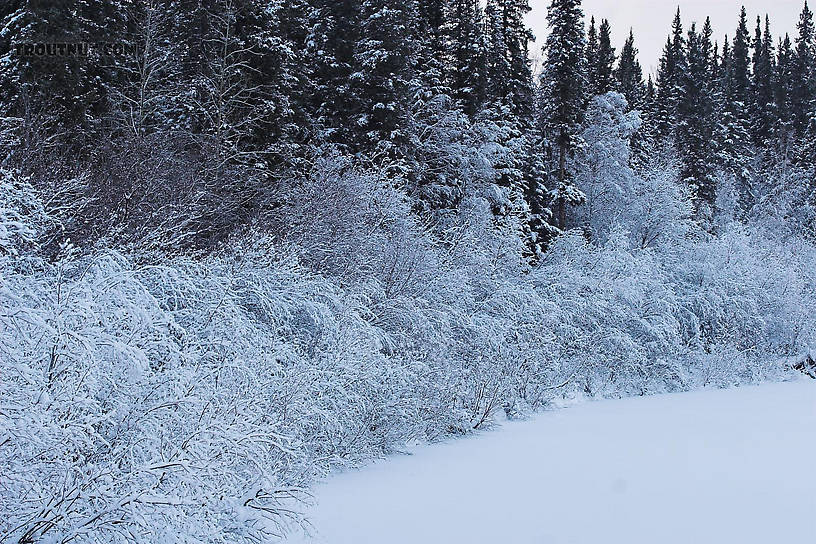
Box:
527 0 807 76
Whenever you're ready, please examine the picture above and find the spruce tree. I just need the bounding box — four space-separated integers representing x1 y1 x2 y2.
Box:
539 0 586 232
614 29 645 108
504 0 536 119
775 33 796 150
484 0 535 118
712 39 722 80
728 7 753 111
718 7 755 212
442 0 486 115
306 0 361 146
791 1 816 137
585 16 598 95
349 0 418 157
654 8 685 140
751 15 776 147
0 0 128 150
484 1 510 106
677 22 717 210
415 0 449 95
645 74 656 104
594 19 616 95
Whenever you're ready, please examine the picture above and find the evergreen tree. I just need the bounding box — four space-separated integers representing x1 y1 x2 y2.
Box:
751 15 777 147
504 0 536 119
677 22 718 211
791 0 816 136
654 8 685 139
585 16 598 95
442 0 486 115
718 7 755 212
720 33 731 79
594 18 616 95
484 0 535 118
711 39 722 80
614 29 645 108
418 0 446 60
349 0 418 158
701 18 716 76
727 7 753 111
0 0 128 150
480 0 538 240
306 0 361 146
415 0 449 96
539 0 586 232
775 33 796 151
645 74 656 104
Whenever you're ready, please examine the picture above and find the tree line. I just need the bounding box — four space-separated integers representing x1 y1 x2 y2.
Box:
1 0 814 254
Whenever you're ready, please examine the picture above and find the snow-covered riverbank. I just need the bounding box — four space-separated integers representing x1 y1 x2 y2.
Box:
287 380 816 544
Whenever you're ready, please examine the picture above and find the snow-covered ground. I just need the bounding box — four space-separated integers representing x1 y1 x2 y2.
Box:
286 381 816 544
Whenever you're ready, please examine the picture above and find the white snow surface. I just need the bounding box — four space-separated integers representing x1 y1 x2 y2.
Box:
287 381 816 544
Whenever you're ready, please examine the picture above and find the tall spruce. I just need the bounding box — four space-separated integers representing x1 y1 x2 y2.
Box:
539 0 586 232
415 0 449 95
484 0 535 118
585 16 598 95
442 0 486 115
719 7 755 211
654 8 686 140
677 22 718 211
775 33 796 150
791 1 816 137
614 29 645 108
751 15 777 147
593 19 616 95
306 0 361 146
726 7 753 113
0 0 128 151
349 0 418 158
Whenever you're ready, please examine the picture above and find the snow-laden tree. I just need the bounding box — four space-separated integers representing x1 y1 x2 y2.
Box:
483 0 535 118
791 1 816 138
717 7 755 210
349 0 418 159
538 0 587 232
572 92 693 248
677 20 718 214
442 0 486 116
0 168 47 258
751 16 777 147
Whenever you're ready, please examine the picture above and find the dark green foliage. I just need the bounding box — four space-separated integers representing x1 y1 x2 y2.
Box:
654 8 686 139
791 1 816 137
594 19 616 95
539 0 586 232
2 0 816 253
676 22 718 210
442 0 486 116
751 16 776 146
615 29 645 108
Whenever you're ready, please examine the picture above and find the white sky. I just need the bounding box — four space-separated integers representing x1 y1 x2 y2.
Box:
527 0 808 76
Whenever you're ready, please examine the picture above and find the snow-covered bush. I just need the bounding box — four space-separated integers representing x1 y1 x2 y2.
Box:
528 219 814 397
3 148 815 543
0 168 48 259
1 248 313 543
665 224 816 384
532 230 687 397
